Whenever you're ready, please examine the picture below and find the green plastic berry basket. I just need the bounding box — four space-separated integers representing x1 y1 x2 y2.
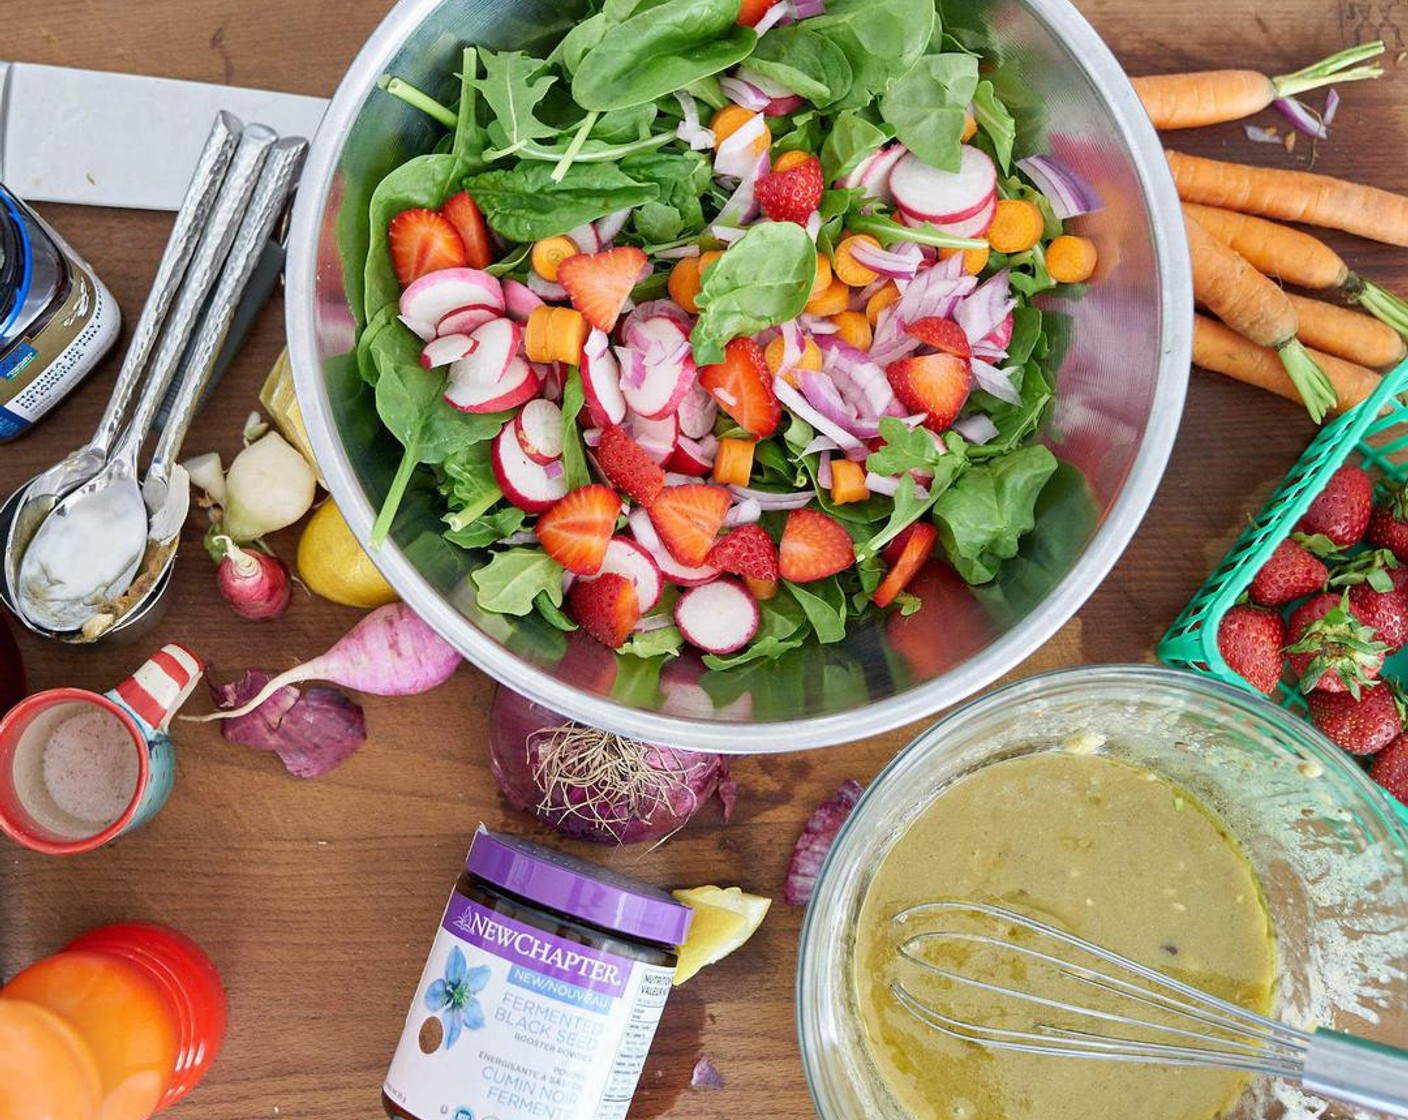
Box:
1158 359 1408 825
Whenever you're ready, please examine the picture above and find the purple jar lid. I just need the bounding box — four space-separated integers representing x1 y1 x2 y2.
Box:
467 828 693 946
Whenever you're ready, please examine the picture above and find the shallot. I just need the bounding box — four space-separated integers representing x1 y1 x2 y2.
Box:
212 670 367 778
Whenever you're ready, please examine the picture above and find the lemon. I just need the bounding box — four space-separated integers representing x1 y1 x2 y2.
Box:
297 500 400 609
670 885 772 985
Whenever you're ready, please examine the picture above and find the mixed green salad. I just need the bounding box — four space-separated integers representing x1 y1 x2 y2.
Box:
354 0 1100 668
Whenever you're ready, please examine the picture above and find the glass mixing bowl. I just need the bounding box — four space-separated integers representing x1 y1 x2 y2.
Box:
798 665 1408 1119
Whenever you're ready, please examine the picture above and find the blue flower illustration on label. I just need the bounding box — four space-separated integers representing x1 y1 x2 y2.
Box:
424 945 491 1048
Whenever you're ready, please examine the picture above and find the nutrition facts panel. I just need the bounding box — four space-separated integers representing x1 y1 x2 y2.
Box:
599 964 674 1117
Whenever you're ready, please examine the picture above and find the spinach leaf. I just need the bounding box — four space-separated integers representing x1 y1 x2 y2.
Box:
442 442 502 526
620 149 712 238
634 201 686 243
559 370 592 490
691 221 817 366
363 153 462 323
445 505 526 550
785 578 849 644
462 161 659 242
820 111 890 185
931 444 1058 583
972 78 1016 172
879 53 979 173
747 25 853 107
621 625 686 659
554 12 608 74
485 241 532 279
472 548 567 616
592 103 659 143
473 50 560 151
356 304 399 385
771 112 823 155
534 591 579 632
572 0 758 111
808 0 936 108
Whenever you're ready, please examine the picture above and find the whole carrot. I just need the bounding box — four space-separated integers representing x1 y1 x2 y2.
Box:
1133 42 1383 130
1168 149 1408 248
1193 314 1379 414
1285 292 1407 369
1185 214 1337 420
1180 203 1408 342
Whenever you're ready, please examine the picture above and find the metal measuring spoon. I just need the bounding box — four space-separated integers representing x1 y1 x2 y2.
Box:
15 124 279 634
1 113 242 599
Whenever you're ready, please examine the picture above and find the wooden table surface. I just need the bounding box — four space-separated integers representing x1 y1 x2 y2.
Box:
3 2 1405 1117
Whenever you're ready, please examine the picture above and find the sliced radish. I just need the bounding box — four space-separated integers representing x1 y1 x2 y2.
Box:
902 195 997 239
590 537 663 612
675 579 760 655
621 317 695 419
437 304 499 336
502 280 544 323
626 412 679 465
400 268 505 327
621 301 694 340
564 223 602 255
539 362 564 404
445 318 522 388
679 380 719 439
399 313 436 342
890 148 997 223
490 424 567 512
445 355 540 413
421 333 477 369
627 507 720 587
840 143 907 206
514 399 564 465
581 345 628 427
667 435 718 477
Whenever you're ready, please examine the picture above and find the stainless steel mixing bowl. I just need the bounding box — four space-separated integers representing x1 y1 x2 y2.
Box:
284 0 1192 751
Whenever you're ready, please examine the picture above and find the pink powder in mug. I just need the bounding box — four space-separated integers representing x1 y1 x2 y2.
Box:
41 707 138 826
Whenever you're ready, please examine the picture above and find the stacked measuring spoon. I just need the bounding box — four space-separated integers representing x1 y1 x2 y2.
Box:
0 112 308 644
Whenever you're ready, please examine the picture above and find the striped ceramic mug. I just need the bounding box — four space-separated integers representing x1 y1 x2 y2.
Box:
0 644 203 854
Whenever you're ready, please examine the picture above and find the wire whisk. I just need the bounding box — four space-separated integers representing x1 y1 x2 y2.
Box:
889 900 1408 1118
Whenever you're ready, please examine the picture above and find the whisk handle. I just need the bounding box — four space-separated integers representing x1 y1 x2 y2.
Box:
1303 1031 1408 1118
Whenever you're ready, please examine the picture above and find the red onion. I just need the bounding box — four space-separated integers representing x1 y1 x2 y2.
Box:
723 497 763 526
712 223 749 244
216 539 291 622
766 94 807 117
786 778 863 906
596 208 632 245
716 152 767 227
774 374 864 450
736 67 796 100
657 244 702 261
714 112 769 179
633 613 676 634
971 358 1022 405
1273 95 1329 138
727 485 815 510
817 335 894 417
212 670 366 779
616 345 648 390
1324 88 1341 125
584 327 610 359
871 257 977 363
673 90 716 150
849 238 924 280
488 687 733 845
791 0 826 16
952 413 1000 444
583 427 603 448
800 369 864 433
527 271 568 300
623 300 694 335
753 1 793 35
1243 124 1281 145
801 434 841 456
719 76 774 113
781 318 805 372
864 472 902 497
800 313 840 334
817 451 833 489
955 269 1015 349
1016 155 1102 219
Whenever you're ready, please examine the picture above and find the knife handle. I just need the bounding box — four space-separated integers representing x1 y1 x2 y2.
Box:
91 110 242 456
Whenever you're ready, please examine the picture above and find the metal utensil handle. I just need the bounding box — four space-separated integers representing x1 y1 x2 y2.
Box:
1303 1030 1408 1117
90 111 241 454
114 123 278 460
148 136 308 479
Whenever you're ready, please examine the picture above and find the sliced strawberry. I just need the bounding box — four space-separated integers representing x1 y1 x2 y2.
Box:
535 485 622 575
440 191 494 270
707 524 779 581
755 157 824 225
874 522 938 608
648 484 732 567
699 338 781 438
597 426 666 507
887 354 973 433
779 509 855 583
388 208 468 288
558 246 648 332
737 0 775 26
567 573 641 648
905 317 972 360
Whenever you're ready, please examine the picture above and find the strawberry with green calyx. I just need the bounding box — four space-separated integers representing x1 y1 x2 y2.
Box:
1215 604 1286 696
1248 538 1328 607
1369 733 1408 805
1285 592 1388 697
1367 478 1408 563
1330 550 1408 652
1295 464 1374 548
1307 681 1405 755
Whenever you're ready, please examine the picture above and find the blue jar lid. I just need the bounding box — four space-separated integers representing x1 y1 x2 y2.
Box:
467 828 693 947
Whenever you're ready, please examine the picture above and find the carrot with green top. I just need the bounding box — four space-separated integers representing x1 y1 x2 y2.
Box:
1168 149 1408 248
1181 202 1408 341
1285 292 1407 370
1132 42 1384 130
1185 213 1336 421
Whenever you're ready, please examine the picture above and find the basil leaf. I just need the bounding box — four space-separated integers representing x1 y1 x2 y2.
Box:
808 0 936 108
363 153 462 322
820 111 890 185
559 370 592 491
691 221 817 366
462 161 659 242
747 25 853 107
472 548 567 616
444 505 526 550
879 53 979 173
473 50 559 149
785 578 848 645
972 78 1016 172
931 444 1059 584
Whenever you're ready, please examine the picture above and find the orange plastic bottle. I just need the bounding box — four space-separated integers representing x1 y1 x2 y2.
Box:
0 923 226 1120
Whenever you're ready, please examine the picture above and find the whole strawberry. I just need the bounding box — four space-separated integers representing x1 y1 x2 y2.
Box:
1295 464 1373 548
1285 592 1387 696
1368 733 1408 805
755 156 824 225
1216 605 1285 695
1367 479 1408 563
1307 683 1403 755
1342 558 1408 653
1248 539 1327 606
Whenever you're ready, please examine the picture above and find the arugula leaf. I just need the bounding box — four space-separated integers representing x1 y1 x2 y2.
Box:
820 112 890 185
534 591 579 632
472 548 567 616
747 25 853 107
559 370 592 490
474 50 559 151
363 153 462 322
701 593 808 668
445 505 526 550
866 417 960 477
931 444 1059 583
858 450 967 560
453 48 489 174
621 625 686 659
691 221 817 366
785 578 849 644
703 634 806 669
572 0 758 111
462 161 659 242
808 0 936 109
879 53 979 173
972 78 1016 172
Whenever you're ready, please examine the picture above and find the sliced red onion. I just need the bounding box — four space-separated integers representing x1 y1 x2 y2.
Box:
1324 88 1341 125
527 271 568 300
883 398 907 418
1273 95 1329 139
800 368 878 440
955 269 1015 348
1242 124 1281 144
712 224 750 244
843 444 868 462
871 257 978 363
753 1 794 35
857 277 890 304
720 76 774 113
817 335 894 417
971 358 1022 405
774 375 863 450
543 460 565 481
791 0 826 16
565 222 602 255
723 497 762 527
584 328 610 360
657 244 703 261
864 472 902 497
781 318 805 372
736 67 796 100
850 239 924 280
952 413 1000 444
623 300 694 335
583 427 602 448
633 612 676 634
765 94 807 117
1016 155 1102 219
901 412 930 430
499 530 539 546
596 208 632 245
805 211 823 242
817 451 833 489
714 112 769 179
716 152 767 227
801 434 841 456
800 313 840 334
616 345 648 390
674 90 716 151
728 484 814 510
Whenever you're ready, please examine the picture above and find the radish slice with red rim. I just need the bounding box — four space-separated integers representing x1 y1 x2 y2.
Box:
490 422 568 511
515 399 564 464
421 333 476 370
675 579 760 655
589 537 664 613
400 268 505 325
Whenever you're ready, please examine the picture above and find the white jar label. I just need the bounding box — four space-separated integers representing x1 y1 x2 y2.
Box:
384 894 675 1120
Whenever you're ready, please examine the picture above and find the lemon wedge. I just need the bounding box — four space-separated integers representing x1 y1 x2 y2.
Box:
670 885 772 985
297 500 400 609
